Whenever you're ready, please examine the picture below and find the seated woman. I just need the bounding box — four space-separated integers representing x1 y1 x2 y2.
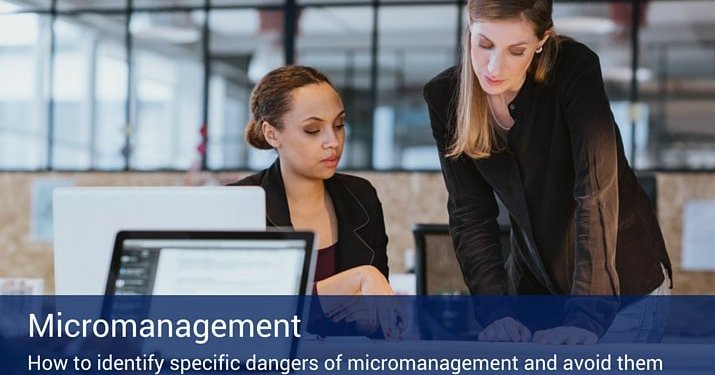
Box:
229 65 406 338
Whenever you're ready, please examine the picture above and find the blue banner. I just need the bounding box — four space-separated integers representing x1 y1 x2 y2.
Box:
1 296 713 374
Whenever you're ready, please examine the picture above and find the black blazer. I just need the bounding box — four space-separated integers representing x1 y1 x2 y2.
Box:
229 158 389 278
424 40 671 334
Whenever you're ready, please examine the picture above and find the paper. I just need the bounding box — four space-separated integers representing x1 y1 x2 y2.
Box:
682 200 715 270
30 178 74 242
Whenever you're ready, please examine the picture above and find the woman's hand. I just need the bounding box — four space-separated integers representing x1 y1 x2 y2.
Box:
316 265 409 339
532 326 597 345
358 266 409 338
478 317 531 342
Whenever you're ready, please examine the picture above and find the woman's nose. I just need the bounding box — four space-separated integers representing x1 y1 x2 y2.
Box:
487 53 502 75
323 129 339 148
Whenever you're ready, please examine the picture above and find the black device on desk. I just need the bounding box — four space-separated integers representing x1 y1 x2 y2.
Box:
106 230 315 296
102 230 316 365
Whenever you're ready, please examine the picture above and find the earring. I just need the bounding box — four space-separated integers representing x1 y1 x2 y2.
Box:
536 46 543 54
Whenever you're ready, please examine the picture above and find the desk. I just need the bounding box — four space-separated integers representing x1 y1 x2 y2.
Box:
298 339 715 374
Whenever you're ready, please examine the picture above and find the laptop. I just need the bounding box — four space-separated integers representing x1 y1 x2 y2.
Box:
106 230 316 296
53 186 266 295
103 230 317 361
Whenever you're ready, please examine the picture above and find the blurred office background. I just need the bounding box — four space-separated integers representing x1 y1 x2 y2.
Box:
1 0 714 294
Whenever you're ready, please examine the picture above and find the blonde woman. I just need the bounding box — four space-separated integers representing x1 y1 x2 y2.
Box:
424 0 671 344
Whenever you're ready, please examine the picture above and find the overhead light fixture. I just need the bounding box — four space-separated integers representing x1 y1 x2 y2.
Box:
554 16 616 35
130 12 200 44
0 13 37 46
0 0 20 12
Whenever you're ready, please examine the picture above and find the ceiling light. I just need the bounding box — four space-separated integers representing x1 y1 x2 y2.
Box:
0 0 20 13
130 12 200 44
0 14 37 46
554 16 616 35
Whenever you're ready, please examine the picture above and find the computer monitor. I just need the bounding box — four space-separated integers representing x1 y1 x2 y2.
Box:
53 186 265 295
106 230 316 296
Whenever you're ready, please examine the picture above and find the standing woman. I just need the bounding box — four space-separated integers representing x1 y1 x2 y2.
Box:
230 66 405 338
424 0 671 344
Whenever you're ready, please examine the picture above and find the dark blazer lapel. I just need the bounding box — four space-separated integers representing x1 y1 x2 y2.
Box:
260 159 293 228
261 158 375 270
325 177 374 271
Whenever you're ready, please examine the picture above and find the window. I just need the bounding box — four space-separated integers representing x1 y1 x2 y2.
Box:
639 1 715 169
0 11 49 170
1 0 714 172
375 5 459 170
129 10 204 170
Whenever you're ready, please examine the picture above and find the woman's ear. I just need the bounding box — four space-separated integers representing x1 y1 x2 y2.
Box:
538 29 554 49
262 121 280 148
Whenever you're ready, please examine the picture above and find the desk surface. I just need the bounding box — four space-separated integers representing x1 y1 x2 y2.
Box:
298 339 715 373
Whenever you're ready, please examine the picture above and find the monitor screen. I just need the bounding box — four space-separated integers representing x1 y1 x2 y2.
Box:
53 186 266 295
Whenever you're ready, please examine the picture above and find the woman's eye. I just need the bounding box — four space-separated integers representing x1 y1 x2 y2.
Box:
479 44 492 50
335 123 345 129
511 50 525 56
305 129 319 135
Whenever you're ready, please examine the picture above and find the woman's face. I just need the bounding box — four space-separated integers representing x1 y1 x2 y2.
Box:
470 17 547 96
266 82 346 181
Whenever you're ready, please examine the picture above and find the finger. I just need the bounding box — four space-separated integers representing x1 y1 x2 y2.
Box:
330 299 364 322
583 332 598 345
383 305 398 339
320 298 341 316
341 302 370 322
535 329 557 344
485 326 499 341
565 332 582 345
494 321 512 342
519 324 532 342
396 304 409 332
478 329 487 341
532 329 547 343
386 305 398 338
329 306 350 322
545 331 566 345
504 320 522 342
343 305 369 322
378 306 393 339
479 327 493 341
325 298 356 318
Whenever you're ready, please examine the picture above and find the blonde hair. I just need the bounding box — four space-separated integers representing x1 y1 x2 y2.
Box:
448 0 563 159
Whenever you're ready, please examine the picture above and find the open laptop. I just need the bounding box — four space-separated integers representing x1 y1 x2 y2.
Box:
104 230 316 361
53 186 265 295
106 230 316 296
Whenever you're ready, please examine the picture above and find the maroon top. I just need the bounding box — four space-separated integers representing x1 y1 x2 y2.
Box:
314 243 337 283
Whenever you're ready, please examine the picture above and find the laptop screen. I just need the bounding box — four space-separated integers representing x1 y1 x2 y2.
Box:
106 231 315 296
103 231 315 362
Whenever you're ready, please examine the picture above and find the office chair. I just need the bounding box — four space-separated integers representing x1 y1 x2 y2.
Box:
636 173 658 213
412 224 468 295
412 223 510 295
413 223 512 339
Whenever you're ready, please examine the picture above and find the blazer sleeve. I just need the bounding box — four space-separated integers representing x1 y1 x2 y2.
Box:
423 81 508 297
561 49 621 336
369 184 390 279
562 50 620 296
